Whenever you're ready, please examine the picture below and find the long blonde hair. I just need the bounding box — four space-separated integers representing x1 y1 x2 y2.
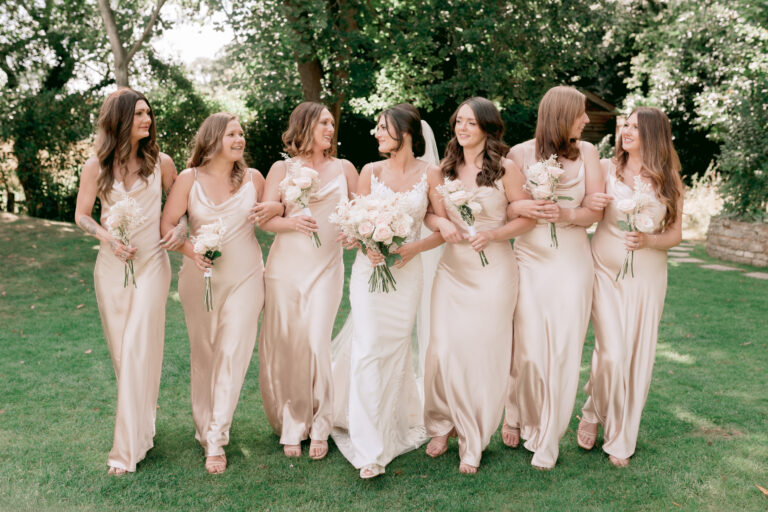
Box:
535 86 585 161
282 101 336 158
187 112 246 192
615 106 682 230
95 88 159 200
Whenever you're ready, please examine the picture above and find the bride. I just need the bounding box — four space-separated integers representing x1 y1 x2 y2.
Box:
331 103 448 479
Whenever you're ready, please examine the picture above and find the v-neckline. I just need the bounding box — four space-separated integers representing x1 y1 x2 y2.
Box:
195 178 252 207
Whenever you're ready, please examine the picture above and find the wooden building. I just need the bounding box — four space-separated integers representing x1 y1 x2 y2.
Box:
580 89 618 143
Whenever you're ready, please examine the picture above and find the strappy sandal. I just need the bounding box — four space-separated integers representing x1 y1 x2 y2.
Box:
283 444 302 457
309 440 328 460
360 463 384 479
205 454 227 474
425 428 456 458
501 423 521 448
576 416 598 450
609 455 629 468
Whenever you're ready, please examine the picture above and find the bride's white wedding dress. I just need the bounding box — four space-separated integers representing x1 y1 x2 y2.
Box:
331 169 430 474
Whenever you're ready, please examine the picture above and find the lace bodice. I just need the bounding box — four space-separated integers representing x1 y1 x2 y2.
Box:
370 172 429 243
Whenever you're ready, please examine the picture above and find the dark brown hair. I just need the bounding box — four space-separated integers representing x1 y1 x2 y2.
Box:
95 88 159 200
615 106 682 230
535 86 585 161
378 103 426 157
187 112 246 192
440 97 508 187
282 101 336 158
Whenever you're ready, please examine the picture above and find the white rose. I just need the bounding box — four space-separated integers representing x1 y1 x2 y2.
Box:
284 185 302 202
467 201 482 214
292 176 312 189
532 184 552 200
372 224 393 243
358 221 375 237
616 198 636 214
449 190 470 205
547 165 565 178
635 213 656 233
393 219 409 237
299 166 319 179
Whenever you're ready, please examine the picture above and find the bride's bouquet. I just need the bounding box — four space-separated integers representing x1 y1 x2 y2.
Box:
105 196 147 288
436 177 488 267
523 154 574 248
279 155 322 247
615 176 656 281
191 218 227 311
330 195 414 293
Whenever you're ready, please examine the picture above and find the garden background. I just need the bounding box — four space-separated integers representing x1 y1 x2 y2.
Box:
1 1 767 510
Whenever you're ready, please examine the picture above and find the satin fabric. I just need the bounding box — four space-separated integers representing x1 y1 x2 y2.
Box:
581 169 668 459
424 180 519 468
178 170 264 457
259 161 346 445
94 166 171 472
331 172 429 470
505 146 594 469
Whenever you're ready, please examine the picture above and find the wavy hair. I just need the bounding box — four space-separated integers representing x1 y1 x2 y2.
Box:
187 112 246 192
378 103 426 157
440 97 508 187
535 86 585 161
95 88 159 200
282 101 336 158
615 107 682 230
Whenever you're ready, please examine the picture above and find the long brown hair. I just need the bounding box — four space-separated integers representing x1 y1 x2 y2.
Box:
187 112 247 192
615 106 682 230
378 103 426 157
535 86 585 161
95 88 159 199
440 97 508 187
282 101 336 158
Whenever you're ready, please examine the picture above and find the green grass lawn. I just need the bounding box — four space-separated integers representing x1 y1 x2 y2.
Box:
1 213 766 511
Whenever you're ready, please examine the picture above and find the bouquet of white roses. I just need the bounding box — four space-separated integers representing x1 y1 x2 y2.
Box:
279 155 322 247
615 175 656 281
330 194 414 293
523 154 574 248
106 196 147 288
436 177 488 267
191 218 227 311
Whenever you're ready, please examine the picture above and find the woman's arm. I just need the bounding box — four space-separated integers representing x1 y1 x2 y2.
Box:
342 159 359 200
248 169 284 226
158 153 187 250
424 165 463 244
626 182 684 251
553 142 605 226
74 157 137 261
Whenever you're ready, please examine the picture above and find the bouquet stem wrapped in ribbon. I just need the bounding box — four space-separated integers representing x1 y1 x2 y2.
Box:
436 177 488 267
191 218 226 311
105 196 147 288
279 155 322 247
523 154 573 248
330 194 414 293
616 176 657 281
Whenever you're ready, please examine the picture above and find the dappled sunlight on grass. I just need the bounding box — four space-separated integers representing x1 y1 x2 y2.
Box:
656 343 695 365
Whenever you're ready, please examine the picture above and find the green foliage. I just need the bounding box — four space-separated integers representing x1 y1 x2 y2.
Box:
146 54 220 171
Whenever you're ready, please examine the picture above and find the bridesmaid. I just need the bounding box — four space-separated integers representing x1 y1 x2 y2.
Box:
74 88 183 475
160 112 281 474
258 102 358 460
502 85 606 470
423 97 535 474
577 107 683 467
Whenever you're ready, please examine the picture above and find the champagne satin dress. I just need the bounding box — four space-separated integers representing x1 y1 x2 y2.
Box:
259 160 346 446
580 168 668 460
94 166 171 472
424 180 519 468
331 172 429 471
505 145 594 469
178 169 264 457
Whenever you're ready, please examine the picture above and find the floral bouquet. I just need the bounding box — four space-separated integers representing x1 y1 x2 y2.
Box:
191 218 227 311
330 194 413 293
615 175 656 281
105 196 147 288
523 154 574 248
436 177 488 267
279 155 321 247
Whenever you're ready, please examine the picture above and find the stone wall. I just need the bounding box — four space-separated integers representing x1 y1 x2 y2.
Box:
706 217 768 267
